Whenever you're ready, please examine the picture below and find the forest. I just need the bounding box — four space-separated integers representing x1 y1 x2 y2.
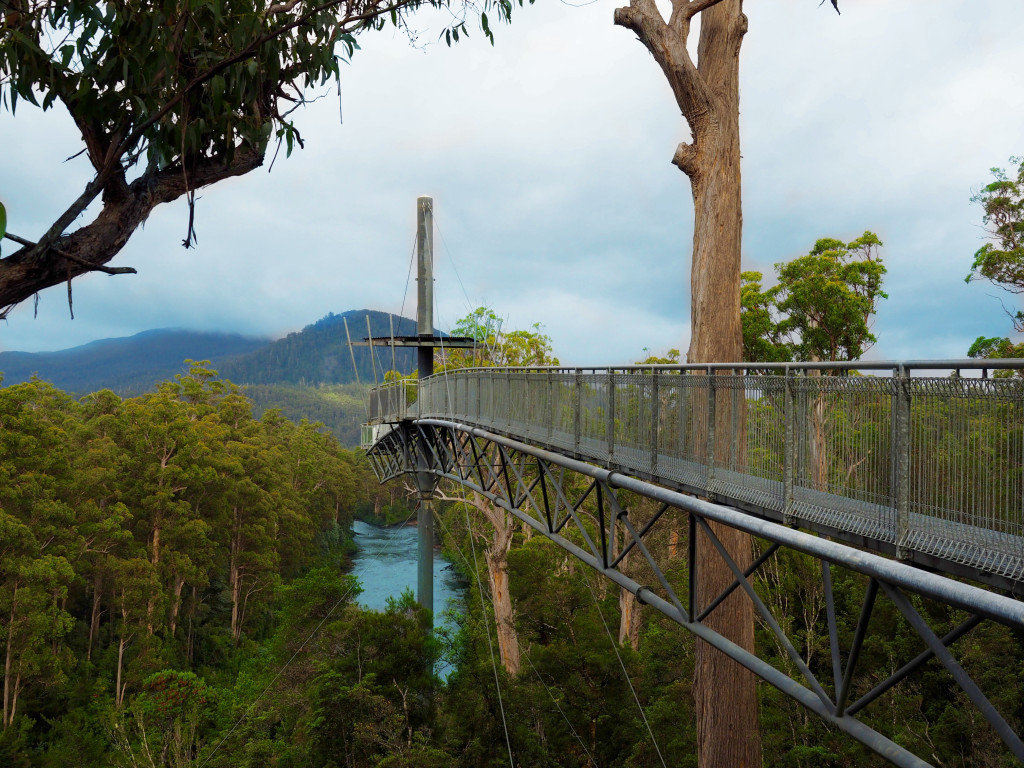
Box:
1 352 1022 767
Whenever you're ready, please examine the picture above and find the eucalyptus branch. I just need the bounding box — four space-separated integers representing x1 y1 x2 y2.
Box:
32 0 422 258
3 232 138 276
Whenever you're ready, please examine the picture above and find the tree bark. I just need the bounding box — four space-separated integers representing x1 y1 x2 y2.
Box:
438 485 520 675
116 592 129 709
230 509 244 643
614 1 761 765
484 542 520 676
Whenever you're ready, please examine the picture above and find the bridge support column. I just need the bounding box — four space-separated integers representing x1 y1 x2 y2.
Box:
416 490 435 618
416 195 435 619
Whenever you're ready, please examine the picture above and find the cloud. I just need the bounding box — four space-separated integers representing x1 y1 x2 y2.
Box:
2 0 1023 363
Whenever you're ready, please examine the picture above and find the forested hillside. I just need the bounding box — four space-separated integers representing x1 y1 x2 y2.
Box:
220 309 424 386
243 382 368 447
0 310 426 447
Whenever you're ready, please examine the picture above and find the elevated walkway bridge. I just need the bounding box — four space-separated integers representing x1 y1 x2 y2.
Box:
362 359 1024 767
365 360 1023 588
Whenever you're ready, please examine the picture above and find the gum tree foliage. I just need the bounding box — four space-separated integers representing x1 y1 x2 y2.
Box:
439 305 559 369
966 156 1024 363
741 232 886 363
0 0 525 317
966 156 1024 332
739 270 789 363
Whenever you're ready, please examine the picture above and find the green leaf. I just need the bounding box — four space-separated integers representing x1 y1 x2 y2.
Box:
0 201 6 255
211 75 225 114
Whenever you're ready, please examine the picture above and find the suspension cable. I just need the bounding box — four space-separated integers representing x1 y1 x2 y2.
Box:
434 510 597 767
433 212 474 317
582 571 668 768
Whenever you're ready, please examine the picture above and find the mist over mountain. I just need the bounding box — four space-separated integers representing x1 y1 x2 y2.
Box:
0 328 268 395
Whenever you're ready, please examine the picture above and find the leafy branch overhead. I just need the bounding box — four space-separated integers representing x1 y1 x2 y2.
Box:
0 0 530 318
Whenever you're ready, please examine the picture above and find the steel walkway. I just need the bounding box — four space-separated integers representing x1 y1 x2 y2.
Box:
365 361 1024 589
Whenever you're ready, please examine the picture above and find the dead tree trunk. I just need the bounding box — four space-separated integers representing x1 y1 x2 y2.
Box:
88 573 102 662
438 487 520 675
613 2 761 765
3 588 16 730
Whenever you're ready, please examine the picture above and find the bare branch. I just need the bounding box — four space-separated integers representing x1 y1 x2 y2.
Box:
3 232 137 276
682 0 727 21
265 0 303 14
672 141 698 176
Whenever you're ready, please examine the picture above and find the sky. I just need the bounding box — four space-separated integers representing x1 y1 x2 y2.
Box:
2 0 1023 365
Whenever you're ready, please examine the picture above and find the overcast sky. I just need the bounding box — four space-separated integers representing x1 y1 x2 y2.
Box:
2 0 1023 365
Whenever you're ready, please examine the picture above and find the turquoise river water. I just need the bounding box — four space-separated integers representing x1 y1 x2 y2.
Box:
349 519 467 674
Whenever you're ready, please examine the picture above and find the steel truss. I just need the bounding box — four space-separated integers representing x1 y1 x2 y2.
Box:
367 418 1024 768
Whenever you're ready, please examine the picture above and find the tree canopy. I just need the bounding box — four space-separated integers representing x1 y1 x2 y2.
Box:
437 306 558 369
0 0 527 317
965 156 1024 364
966 156 1024 331
741 231 886 363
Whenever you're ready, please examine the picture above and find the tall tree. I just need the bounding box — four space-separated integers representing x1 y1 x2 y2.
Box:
774 232 886 363
609 1 849 763
432 307 558 675
0 0 528 315
610 1 758 761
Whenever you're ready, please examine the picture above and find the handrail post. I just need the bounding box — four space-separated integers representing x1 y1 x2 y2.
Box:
547 370 554 443
507 370 516 434
651 370 660 476
730 369 740 471
706 367 716 498
894 365 912 559
607 369 616 466
574 368 582 455
783 368 796 525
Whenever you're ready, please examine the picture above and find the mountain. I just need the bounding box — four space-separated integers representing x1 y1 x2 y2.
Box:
0 329 268 395
219 309 426 386
0 310 434 447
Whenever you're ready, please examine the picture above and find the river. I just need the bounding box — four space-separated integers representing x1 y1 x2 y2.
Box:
349 519 467 675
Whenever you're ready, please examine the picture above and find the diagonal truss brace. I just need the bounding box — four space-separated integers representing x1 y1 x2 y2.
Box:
367 419 1024 768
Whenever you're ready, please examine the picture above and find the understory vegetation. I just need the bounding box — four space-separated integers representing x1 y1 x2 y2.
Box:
1 366 1021 767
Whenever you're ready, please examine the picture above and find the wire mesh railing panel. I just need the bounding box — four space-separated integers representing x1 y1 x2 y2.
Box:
789 375 896 540
611 372 654 475
578 375 612 465
907 378 1024 575
368 380 416 423
550 373 578 453
713 374 786 511
655 373 709 489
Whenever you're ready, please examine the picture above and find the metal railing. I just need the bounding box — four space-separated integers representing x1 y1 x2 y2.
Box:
365 361 1024 583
